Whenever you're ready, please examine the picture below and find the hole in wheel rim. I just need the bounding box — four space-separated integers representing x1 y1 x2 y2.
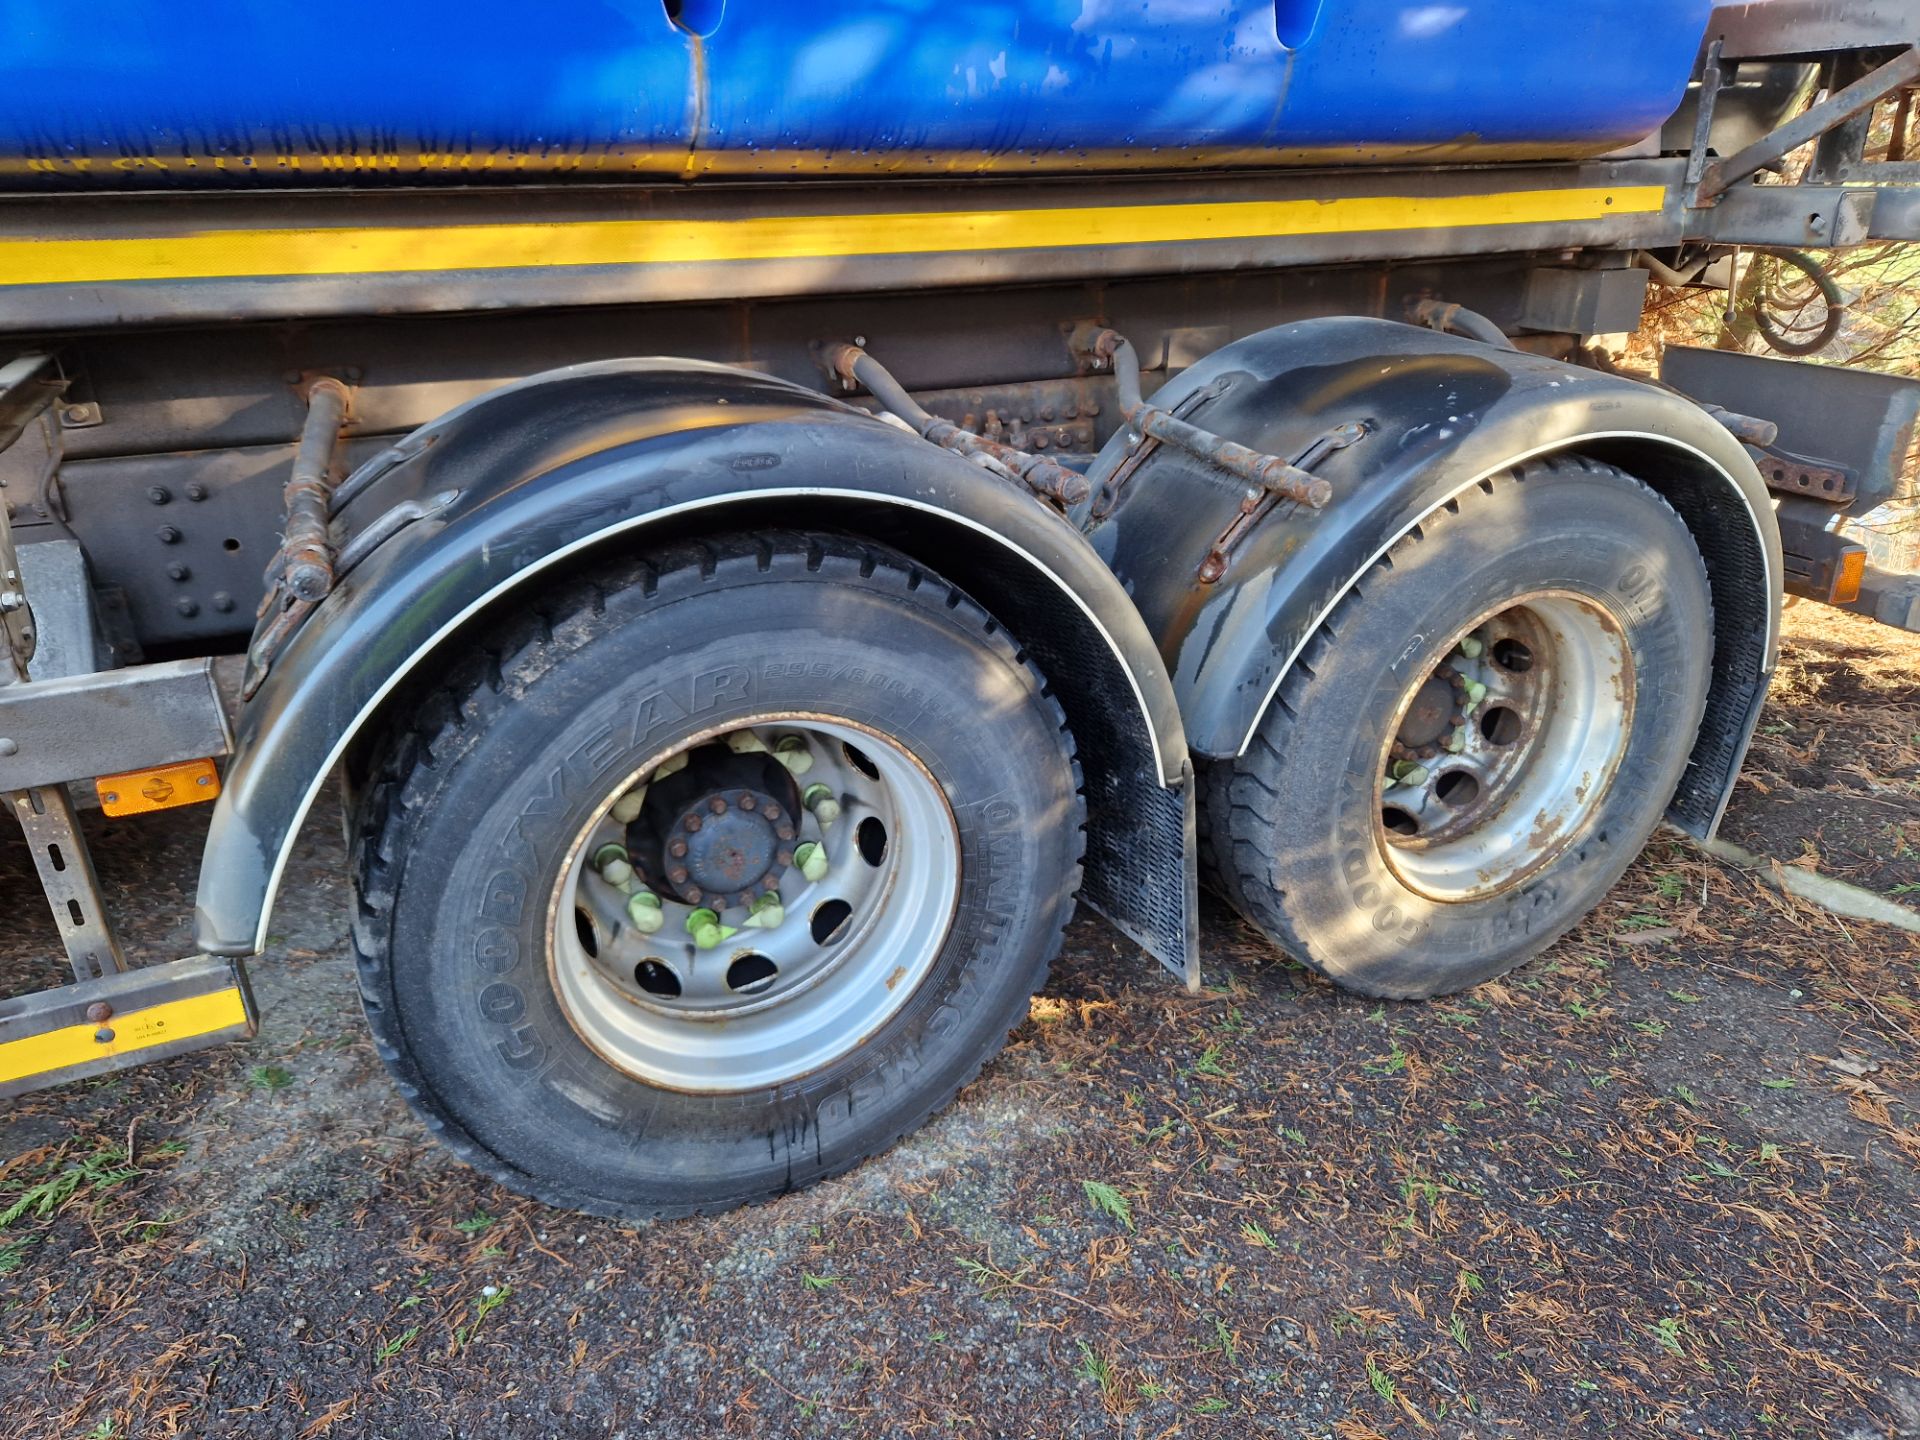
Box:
1381 805 1418 836
574 907 599 958
726 953 779 994
1480 706 1523 746
1435 770 1481 807
810 898 853 945
1491 638 1533 672
856 816 888 866
634 959 681 997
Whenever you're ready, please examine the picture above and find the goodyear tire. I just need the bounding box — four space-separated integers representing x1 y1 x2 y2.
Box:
350 532 1083 1218
1200 457 1713 998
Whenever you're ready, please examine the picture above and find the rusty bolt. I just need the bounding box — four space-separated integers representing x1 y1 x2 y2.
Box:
62 404 92 425
86 1002 112 1024
684 885 704 904
763 803 782 821
684 814 703 832
776 823 795 841
1032 434 1050 449
738 792 757 811
1040 406 1055 421
776 848 794 867
669 865 690 885
668 839 688 858
708 796 728 815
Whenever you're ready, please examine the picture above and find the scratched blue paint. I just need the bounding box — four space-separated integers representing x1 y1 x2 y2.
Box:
0 0 1713 188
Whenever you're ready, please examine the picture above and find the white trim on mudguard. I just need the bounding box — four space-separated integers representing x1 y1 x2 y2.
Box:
1232 431 1779 757
247 488 1180 955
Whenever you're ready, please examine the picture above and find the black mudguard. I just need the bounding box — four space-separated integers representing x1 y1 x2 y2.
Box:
195 360 1195 981
1086 317 1780 837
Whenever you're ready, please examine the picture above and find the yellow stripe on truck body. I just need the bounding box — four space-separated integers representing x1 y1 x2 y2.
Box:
0 185 1666 287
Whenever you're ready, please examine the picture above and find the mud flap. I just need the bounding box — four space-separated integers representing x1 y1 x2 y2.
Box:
0 954 256 1098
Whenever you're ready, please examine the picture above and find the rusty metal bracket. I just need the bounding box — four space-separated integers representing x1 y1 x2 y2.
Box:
1196 421 1369 584
1751 444 1857 503
1697 44 1920 202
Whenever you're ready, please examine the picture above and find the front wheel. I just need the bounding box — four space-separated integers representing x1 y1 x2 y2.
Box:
1200 456 1713 998
351 532 1083 1217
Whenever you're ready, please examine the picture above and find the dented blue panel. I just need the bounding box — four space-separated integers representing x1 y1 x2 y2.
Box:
0 1 1713 189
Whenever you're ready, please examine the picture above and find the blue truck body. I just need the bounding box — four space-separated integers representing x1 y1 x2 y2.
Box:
0 1 1714 187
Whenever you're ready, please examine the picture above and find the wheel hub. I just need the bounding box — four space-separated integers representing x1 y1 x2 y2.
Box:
1374 592 1634 901
668 788 793 905
551 718 961 1093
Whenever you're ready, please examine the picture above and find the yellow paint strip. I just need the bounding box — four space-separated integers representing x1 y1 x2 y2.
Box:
0 987 249 1084
0 186 1665 287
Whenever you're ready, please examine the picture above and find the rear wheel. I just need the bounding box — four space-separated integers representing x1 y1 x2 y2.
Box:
1200 456 1713 998
351 533 1083 1217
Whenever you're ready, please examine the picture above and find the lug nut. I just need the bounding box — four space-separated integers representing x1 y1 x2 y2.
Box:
668 865 690 885
708 796 728 815
775 823 795 841
742 894 785 929
684 814 702 832
793 841 830 883
611 786 648 824
775 847 794 867
685 907 735 950
802 784 841 826
626 891 664 933
668 839 688 858
185 482 208 502
147 485 171 505
763 803 781 821
738 792 757 811
684 884 704 904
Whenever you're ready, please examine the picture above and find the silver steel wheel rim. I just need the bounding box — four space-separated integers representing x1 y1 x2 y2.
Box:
550 718 960 1093
1374 591 1635 902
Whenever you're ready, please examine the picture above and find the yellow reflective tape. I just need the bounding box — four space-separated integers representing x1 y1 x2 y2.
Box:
0 986 249 1083
0 186 1665 287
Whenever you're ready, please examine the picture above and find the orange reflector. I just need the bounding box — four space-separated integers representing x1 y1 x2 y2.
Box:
1832 548 1867 605
96 758 221 817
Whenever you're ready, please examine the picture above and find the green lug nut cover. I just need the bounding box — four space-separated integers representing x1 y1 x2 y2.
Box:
774 735 815 774
1458 636 1485 658
600 857 634 888
610 788 647 824
1465 679 1488 703
1447 725 1469 753
593 843 628 870
743 894 786 929
802 783 842 824
793 841 830 882
726 732 769 755
626 893 665 932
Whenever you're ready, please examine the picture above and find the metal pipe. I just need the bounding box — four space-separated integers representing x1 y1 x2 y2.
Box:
281 377 351 603
826 343 1091 507
1084 327 1332 511
1407 299 1517 350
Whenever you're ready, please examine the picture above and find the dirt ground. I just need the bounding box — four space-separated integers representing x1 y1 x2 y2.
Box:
2 603 1919 1440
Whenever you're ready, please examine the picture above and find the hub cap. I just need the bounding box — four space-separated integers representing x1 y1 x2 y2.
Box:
550 719 960 1093
1374 592 1634 901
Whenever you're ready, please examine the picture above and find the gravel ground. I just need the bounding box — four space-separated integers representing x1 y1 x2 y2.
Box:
2 603 1918 1440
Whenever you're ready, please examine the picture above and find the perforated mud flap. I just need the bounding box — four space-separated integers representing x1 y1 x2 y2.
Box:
0 954 257 1098
1080 759 1202 993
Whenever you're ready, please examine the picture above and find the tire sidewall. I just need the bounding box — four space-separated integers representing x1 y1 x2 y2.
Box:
377 569 1076 1212
1265 470 1712 995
